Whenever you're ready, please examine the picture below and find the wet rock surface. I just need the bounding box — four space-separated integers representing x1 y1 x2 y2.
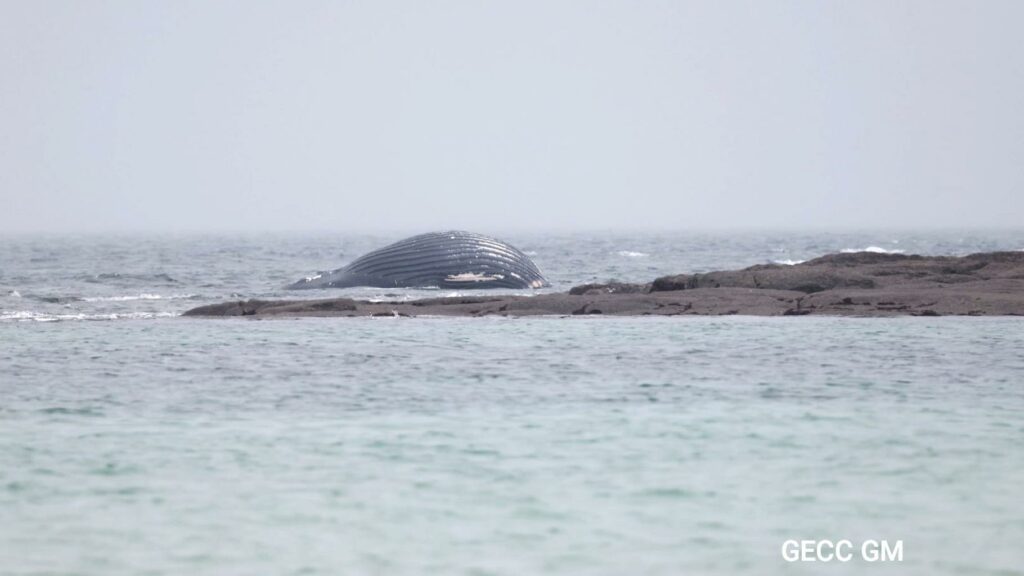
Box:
183 252 1024 318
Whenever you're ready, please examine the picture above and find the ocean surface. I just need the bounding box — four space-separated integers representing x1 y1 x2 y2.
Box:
2 231 1023 575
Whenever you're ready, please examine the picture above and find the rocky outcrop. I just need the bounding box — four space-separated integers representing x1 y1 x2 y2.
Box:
651 251 1024 293
184 298 357 317
568 281 651 295
651 267 876 293
183 251 1024 318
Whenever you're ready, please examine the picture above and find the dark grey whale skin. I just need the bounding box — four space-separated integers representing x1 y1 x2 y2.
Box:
287 231 550 290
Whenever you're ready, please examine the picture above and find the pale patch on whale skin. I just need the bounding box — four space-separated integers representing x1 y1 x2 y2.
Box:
444 272 506 283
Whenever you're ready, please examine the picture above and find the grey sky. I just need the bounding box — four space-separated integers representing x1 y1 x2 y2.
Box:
1 1 1021 233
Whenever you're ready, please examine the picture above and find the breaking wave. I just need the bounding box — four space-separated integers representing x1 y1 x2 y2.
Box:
21 293 198 303
81 293 197 302
616 251 649 258
0 311 178 323
839 246 905 255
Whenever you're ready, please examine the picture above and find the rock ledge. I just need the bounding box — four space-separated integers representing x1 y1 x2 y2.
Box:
183 251 1024 318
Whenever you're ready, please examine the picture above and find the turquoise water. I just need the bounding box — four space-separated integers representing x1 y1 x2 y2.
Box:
2 232 1024 575
3 318 1023 575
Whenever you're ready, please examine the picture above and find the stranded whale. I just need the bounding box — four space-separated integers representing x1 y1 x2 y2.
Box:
287 231 549 290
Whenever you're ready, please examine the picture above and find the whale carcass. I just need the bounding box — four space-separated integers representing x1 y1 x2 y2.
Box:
287 231 549 290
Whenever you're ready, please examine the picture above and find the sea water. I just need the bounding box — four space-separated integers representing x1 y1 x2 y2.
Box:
1 231 1023 575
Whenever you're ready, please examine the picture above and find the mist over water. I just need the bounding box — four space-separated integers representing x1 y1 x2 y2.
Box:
3 3 1023 234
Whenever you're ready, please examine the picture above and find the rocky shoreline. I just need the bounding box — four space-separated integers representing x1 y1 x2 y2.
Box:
183 251 1024 318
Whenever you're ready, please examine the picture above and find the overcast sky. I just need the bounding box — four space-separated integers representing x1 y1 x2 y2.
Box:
1 1 1021 233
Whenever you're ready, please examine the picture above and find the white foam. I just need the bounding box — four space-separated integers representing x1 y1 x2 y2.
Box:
366 291 450 303
772 259 806 266
839 246 905 254
616 251 649 258
7 290 21 298
0 311 178 322
81 293 195 302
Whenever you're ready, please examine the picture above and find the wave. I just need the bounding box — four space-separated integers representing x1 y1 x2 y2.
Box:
772 259 806 266
0 311 178 323
616 251 649 258
839 246 905 255
21 293 198 303
28 295 83 304
81 293 197 302
82 273 179 284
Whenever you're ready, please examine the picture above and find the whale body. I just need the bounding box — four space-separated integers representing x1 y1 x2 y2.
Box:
287 231 549 290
